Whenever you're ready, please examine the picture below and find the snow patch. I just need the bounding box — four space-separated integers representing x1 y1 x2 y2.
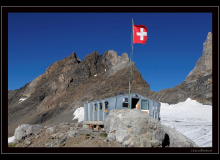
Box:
18 96 29 103
72 107 84 122
94 74 97 77
8 136 15 144
160 98 212 147
19 98 27 103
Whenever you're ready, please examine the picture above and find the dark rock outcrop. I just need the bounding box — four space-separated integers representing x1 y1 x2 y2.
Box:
150 32 212 105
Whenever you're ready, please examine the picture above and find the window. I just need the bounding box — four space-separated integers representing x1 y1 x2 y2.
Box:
123 98 128 102
99 103 102 110
141 100 149 110
94 104 97 111
105 101 108 109
123 97 128 107
123 102 128 107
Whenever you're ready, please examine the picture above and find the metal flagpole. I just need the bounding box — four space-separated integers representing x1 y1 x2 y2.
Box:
128 18 134 109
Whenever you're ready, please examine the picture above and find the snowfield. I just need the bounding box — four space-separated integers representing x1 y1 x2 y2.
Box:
160 98 212 147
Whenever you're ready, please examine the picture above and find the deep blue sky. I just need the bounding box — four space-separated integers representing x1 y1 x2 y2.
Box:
8 12 212 92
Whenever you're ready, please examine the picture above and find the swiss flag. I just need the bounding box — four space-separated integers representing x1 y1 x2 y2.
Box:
133 25 147 44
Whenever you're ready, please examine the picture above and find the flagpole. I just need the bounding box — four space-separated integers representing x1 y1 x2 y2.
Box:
128 18 134 109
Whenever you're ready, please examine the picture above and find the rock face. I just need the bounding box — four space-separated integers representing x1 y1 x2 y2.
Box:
8 50 152 136
150 32 212 105
104 109 197 147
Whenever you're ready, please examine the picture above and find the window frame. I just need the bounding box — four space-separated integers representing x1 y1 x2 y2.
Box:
141 100 149 110
105 101 108 109
122 102 128 107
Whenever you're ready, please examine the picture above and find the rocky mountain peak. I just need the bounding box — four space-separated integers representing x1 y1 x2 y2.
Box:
8 49 151 136
202 32 212 69
82 50 99 64
149 32 212 105
185 32 212 81
103 50 129 66
68 52 81 63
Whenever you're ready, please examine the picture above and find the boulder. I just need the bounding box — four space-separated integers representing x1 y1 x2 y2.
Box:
26 124 42 136
104 109 197 147
14 124 42 141
46 126 56 134
49 133 58 139
14 125 24 141
24 139 31 145
68 130 78 138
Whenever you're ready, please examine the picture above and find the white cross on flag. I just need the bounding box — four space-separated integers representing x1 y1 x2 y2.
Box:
133 25 147 44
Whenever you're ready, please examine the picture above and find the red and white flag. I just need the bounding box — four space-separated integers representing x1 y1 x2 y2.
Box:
133 25 147 44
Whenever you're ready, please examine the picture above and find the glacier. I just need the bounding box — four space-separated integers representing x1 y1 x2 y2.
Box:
160 98 212 147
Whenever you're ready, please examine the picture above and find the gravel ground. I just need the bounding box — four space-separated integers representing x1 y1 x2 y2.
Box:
13 122 122 148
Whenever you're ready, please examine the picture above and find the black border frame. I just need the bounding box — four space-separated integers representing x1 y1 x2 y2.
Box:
1 6 219 154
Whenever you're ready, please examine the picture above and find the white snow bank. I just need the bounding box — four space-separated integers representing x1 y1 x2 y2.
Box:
160 98 212 147
160 98 212 121
72 107 84 122
8 136 15 144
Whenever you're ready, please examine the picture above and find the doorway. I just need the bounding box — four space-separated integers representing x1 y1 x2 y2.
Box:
131 98 139 109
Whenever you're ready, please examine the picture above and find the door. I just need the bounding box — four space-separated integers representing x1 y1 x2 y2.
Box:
132 98 139 109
